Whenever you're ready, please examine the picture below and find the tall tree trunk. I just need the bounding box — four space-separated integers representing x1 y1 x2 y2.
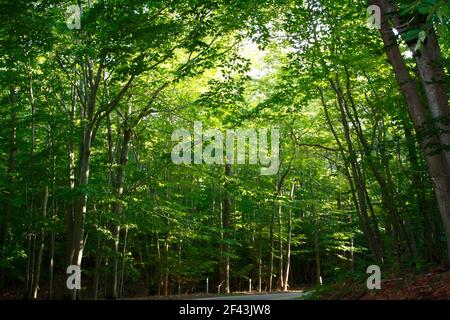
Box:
221 164 232 294
373 1 450 265
331 76 409 259
313 206 321 285
277 204 284 290
119 227 129 298
0 86 17 292
49 121 57 300
93 233 102 299
32 186 48 299
322 91 383 264
268 169 288 291
177 238 182 295
65 84 76 278
380 0 450 168
64 60 110 298
268 203 275 292
155 232 161 296
404 124 434 262
412 29 450 169
258 227 263 293
163 235 169 296
68 125 93 299
283 183 294 291
107 90 132 298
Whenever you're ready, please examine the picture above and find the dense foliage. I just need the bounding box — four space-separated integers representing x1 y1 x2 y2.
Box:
0 0 449 299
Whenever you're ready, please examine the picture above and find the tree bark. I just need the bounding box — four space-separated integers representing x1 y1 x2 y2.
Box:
258 227 263 293
373 0 450 265
277 204 284 290
0 86 17 292
32 186 48 299
322 91 383 264
283 183 294 291
313 206 321 285
221 164 232 294
379 0 450 168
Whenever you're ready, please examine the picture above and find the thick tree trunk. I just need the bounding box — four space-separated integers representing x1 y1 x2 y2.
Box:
412 29 450 169
0 86 17 292
379 0 450 168
107 127 132 299
68 126 93 299
374 1 450 265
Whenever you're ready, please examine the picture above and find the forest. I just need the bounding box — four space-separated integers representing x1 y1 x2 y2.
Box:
0 0 449 300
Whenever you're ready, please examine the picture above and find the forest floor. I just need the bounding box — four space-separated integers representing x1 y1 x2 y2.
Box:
2 267 449 300
197 292 307 300
310 265 450 300
128 290 307 300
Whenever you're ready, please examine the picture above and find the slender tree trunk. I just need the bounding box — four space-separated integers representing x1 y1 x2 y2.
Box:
65 84 76 276
322 91 383 264
177 238 182 295
48 207 56 300
221 164 232 294
32 186 49 299
118 227 129 298
258 228 263 293
163 235 169 296
277 204 284 290
268 170 287 292
332 76 408 259
107 94 132 299
284 183 294 291
48 121 57 300
28 234 37 300
93 233 102 299
313 206 321 285
268 203 275 292
155 232 161 296
404 124 434 262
